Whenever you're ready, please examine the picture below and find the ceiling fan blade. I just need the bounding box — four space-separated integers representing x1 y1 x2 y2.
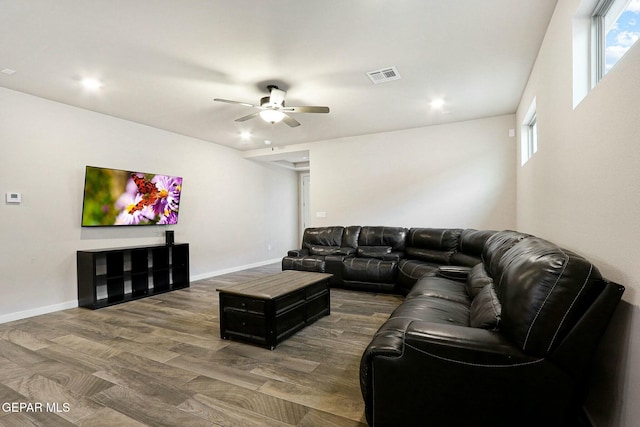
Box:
282 113 301 127
234 112 260 122
214 98 258 108
282 106 330 114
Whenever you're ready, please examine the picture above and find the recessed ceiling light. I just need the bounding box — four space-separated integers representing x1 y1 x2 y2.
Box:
430 99 445 109
264 140 272 145
240 131 251 140
81 78 103 90
1 69 16 75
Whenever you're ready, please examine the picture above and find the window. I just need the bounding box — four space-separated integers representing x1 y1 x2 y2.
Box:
521 98 538 166
573 0 640 106
592 0 640 82
527 114 538 157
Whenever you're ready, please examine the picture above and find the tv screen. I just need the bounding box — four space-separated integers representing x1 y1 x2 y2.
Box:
81 166 183 226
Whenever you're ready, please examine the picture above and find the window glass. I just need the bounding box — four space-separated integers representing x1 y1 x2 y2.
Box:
521 99 537 166
596 0 640 77
529 115 538 157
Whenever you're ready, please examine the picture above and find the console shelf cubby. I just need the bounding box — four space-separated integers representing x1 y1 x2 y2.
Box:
77 243 189 309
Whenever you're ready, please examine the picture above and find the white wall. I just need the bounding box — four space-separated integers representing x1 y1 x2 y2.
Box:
0 87 298 322
308 115 517 230
516 1 640 425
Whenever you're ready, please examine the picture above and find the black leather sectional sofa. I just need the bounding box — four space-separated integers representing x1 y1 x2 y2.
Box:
282 226 624 426
282 226 495 293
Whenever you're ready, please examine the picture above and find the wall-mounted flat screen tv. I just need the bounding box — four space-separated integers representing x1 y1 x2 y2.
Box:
81 166 183 226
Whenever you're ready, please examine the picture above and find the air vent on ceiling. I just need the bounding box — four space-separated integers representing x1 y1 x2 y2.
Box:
366 66 401 84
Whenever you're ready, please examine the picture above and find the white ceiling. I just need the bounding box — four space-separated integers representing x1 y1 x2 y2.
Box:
0 1 557 153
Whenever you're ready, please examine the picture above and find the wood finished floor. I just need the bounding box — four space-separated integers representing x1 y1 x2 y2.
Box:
0 264 402 426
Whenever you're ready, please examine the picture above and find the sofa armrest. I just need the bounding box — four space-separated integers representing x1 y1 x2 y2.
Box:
287 248 309 257
436 265 471 282
324 254 353 285
337 247 356 256
404 321 533 364
366 321 573 427
381 251 404 262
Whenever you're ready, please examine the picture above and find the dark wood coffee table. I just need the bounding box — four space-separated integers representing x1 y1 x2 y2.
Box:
217 270 332 349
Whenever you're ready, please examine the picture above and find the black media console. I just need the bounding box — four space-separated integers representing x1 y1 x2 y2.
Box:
77 243 189 309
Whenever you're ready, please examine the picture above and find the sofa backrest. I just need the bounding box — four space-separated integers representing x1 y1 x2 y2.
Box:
488 232 605 357
358 226 407 249
302 226 345 255
482 230 530 278
404 228 461 264
342 226 362 250
450 228 497 266
357 226 407 258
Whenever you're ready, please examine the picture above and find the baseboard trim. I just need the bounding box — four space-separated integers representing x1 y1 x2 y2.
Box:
0 259 281 325
190 258 281 282
0 300 78 324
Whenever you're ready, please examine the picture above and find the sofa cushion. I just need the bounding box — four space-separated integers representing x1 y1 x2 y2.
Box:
397 260 440 292
357 246 392 259
494 236 605 356
309 245 341 256
358 226 407 251
391 296 470 326
449 252 482 267
405 247 453 264
302 226 344 249
482 230 531 279
343 257 397 284
466 263 493 298
459 229 497 257
342 225 362 249
407 276 470 305
469 284 501 329
406 228 461 251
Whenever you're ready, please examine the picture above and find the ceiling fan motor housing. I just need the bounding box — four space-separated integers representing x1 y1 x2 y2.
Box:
266 86 286 107
261 96 284 108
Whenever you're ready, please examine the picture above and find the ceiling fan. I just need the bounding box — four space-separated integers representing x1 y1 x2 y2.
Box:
214 85 329 127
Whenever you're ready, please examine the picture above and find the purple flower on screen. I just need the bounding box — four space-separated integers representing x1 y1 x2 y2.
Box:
125 175 141 195
158 210 179 225
115 192 153 225
152 175 182 220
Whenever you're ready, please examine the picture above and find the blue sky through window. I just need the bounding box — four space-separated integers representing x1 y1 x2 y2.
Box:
605 0 640 73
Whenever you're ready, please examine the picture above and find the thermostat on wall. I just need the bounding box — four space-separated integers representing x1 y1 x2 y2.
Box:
6 192 22 204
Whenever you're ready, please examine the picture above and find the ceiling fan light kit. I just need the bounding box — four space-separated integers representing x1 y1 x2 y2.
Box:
259 109 285 124
214 85 329 128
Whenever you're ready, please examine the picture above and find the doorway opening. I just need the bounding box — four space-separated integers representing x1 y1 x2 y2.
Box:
299 172 310 243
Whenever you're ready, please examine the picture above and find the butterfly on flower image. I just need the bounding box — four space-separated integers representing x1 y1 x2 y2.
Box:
81 166 183 227
115 173 182 225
